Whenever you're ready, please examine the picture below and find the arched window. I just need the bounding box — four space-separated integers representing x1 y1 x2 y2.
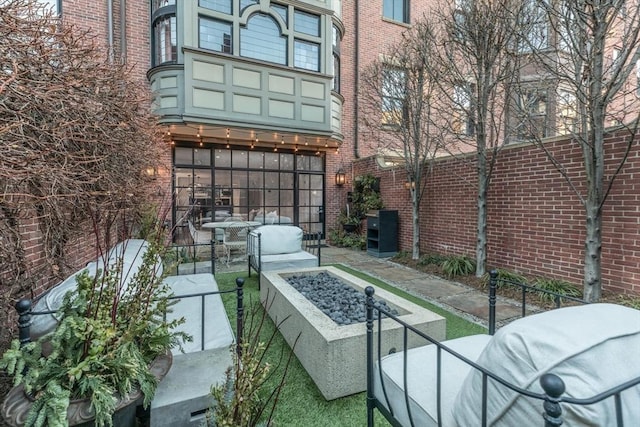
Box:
240 14 286 65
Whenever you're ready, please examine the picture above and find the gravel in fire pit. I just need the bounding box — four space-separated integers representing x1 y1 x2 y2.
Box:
285 272 398 325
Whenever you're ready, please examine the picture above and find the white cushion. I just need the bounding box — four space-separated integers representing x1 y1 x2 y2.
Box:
31 239 161 340
453 303 640 426
260 252 318 272
375 334 492 427
163 273 234 354
250 225 302 255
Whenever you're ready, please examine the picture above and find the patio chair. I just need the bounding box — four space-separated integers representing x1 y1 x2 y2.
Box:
222 222 249 266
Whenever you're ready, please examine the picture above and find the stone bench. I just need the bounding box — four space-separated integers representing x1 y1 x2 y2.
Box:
150 273 239 427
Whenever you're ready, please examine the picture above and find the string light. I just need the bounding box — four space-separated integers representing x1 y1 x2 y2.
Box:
294 145 299 152
273 145 278 152
199 138 203 147
166 127 171 136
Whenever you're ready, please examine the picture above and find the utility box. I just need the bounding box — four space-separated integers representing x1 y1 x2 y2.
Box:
366 210 398 258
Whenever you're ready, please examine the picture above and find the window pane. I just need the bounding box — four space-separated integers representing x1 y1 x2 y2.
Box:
280 153 294 170
194 148 211 166
154 15 177 65
280 172 294 188
152 0 175 12
248 151 264 169
175 147 192 164
214 149 231 167
241 14 286 65
232 149 248 168
264 152 280 168
333 55 340 92
294 10 320 36
309 156 323 171
271 3 288 24
200 17 232 53
294 39 319 71
240 0 258 12
383 0 407 23
199 0 231 14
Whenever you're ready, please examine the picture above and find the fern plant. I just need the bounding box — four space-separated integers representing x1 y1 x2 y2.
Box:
0 235 188 427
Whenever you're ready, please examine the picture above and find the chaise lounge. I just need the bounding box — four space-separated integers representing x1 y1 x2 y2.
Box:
365 271 640 426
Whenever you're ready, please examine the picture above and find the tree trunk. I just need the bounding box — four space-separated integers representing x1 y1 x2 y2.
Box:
583 193 603 303
475 155 488 277
412 190 420 260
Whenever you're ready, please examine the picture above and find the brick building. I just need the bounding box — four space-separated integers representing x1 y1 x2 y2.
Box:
21 0 640 295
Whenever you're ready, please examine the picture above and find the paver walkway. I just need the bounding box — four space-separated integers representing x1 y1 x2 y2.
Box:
217 245 527 328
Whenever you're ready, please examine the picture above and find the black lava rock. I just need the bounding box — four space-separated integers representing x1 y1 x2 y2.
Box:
285 272 398 325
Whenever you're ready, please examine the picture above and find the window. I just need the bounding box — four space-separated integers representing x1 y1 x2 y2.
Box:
196 5 324 72
383 0 409 24
199 0 231 14
557 89 577 135
453 84 474 136
294 10 320 36
519 0 547 52
200 17 232 53
515 88 548 139
637 59 640 97
153 15 177 65
272 3 288 24
382 68 406 126
332 25 341 92
240 14 286 65
152 0 177 66
240 0 258 12
294 40 320 71
35 0 59 14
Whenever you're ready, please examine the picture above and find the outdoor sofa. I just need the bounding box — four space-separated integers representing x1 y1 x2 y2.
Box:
365 270 640 426
247 225 321 287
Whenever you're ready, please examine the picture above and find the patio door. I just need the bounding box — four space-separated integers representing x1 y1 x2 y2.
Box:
297 172 324 237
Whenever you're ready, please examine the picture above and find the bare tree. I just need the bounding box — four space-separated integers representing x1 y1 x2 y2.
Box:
0 0 164 307
431 0 528 277
359 19 445 260
514 0 640 301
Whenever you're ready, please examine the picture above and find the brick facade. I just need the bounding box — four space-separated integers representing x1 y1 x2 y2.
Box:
354 129 640 296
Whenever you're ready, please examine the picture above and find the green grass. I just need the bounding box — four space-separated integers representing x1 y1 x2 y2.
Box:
213 266 486 426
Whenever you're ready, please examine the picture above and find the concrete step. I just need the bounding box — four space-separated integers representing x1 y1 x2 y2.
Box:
150 346 233 427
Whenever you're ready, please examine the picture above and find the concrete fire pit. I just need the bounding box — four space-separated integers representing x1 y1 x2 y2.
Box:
260 266 446 400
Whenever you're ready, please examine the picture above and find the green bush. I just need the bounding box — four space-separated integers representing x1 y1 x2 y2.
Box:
442 255 476 278
328 229 366 250
418 253 447 267
533 277 582 303
481 268 528 288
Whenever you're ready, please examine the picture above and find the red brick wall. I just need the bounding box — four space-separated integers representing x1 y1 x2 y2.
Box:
11 1 154 296
354 129 640 296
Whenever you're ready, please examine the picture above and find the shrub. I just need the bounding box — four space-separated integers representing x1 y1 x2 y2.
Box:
418 253 447 267
533 277 582 303
481 268 528 288
442 255 476 278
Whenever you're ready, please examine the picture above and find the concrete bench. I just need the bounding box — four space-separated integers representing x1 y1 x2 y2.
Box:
247 225 321 288
150 273 239 427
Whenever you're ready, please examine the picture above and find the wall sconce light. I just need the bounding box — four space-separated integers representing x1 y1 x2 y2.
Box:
335 169 346 187
404 181 415 190
146 167 157 179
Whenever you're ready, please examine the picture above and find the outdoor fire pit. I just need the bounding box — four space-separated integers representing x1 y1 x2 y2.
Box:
260 266 445 400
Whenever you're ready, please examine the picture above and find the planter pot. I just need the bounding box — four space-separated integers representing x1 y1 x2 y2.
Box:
342 224 359 233
1 351 172 427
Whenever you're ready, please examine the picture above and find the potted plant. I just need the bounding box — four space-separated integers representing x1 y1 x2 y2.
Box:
0 232 188 427
338 210 362 233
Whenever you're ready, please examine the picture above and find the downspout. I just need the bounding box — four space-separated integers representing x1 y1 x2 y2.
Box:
120 0 127 62
353 0 360 159
107 0 114 63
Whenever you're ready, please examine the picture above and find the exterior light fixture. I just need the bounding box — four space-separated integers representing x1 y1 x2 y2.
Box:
335 169 346 187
